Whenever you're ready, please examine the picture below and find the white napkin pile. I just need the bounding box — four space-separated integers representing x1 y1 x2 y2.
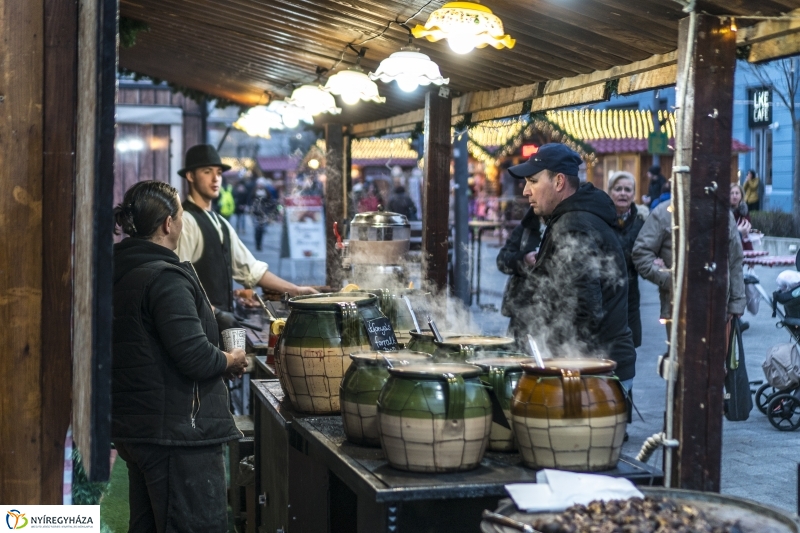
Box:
505 469 644 513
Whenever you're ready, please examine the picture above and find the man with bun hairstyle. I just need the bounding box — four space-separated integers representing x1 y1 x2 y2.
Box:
508 143 636 390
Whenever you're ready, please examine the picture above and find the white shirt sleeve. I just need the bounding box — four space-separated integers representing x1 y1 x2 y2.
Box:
176 206 269 288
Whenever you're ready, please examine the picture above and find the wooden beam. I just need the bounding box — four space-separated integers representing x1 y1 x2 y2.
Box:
748 33 800 63
350 108 425 137
41 0 77 503
324 124 345 288
673 14 736 492
737 8 800 46
0 0 44 503
618 65 679 95
421 89 452 293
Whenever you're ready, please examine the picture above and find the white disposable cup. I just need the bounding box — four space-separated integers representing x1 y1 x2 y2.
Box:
221 328 247 352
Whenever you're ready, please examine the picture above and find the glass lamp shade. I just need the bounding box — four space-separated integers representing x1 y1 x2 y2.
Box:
266 100 314 128
368 47 449 93
411 1 515 54
324 67 386 105
233 105 285 139
287 84 341 116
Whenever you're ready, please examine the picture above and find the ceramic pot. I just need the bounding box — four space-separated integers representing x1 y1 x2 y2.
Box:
354 289 430 346
275 293 381 414
405 329 462 355
340 350 432 447
377 363 492 473
466 353 534 452
511 358 627 471
432 335 516 361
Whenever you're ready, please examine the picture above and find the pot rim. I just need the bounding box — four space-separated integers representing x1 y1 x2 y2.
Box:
466 354 535 371
387 362 483 380
520 357 618 375
433 335 515 347
349 350 432 365
288 291 378 310
407 329 465 339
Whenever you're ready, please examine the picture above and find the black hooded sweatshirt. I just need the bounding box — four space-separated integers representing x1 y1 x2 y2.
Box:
527 183 636 381
112 238 239 446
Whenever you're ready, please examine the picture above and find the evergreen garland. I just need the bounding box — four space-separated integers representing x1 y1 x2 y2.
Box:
117 67 242 110
119 17 150 49
72 446 108 505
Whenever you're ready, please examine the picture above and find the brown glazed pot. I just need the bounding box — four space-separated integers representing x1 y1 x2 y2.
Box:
510 358 627 471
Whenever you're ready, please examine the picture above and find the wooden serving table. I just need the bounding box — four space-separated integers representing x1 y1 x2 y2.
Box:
251 379 663 533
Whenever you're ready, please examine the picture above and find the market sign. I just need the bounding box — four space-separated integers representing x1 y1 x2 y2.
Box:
521 144 539 158
749 88 772 127
647 131 669 155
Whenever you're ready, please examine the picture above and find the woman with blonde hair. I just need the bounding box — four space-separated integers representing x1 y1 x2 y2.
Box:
608 171 646 348
730 183 753 251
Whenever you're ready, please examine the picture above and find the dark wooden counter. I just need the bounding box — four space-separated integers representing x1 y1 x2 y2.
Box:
251 379 663 533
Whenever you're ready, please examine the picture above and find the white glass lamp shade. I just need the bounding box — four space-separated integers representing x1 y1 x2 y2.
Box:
411 1 515 54
266 100 314 128
287 84 341 116
368 48 449 93
324 68 386 105
233 105 285 139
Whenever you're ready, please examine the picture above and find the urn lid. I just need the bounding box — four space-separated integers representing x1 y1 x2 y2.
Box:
387 362 483 380
434 335 515 347
288 292 377 310
350 209 409 229
520 357 617 375
349 350 432 366
466 354 534 371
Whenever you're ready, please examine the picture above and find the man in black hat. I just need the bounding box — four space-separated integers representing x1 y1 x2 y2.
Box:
507 143 636 390
176 144 317 313
641 165 666 208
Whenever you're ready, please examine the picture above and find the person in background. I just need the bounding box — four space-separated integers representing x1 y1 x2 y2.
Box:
608 171 646 348
388 185 417 220
358 181 382 212
743 169 760 213
496 206 541 350
233 178 251 234
217 178 236 220
730 184 753 252
112 180 247 533
641 165 667 207
649 180 671 211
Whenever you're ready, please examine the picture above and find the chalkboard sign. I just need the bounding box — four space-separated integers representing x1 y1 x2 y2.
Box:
363 317 399 351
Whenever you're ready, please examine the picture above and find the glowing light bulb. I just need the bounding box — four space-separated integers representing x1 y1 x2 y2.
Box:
341 92 362 105
397 76 420 92
282 113 300 129
447 34 477 55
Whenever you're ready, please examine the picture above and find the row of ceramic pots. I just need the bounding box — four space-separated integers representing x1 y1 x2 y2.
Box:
274 293 628 474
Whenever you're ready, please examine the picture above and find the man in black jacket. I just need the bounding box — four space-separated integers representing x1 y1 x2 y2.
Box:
508 144 636 385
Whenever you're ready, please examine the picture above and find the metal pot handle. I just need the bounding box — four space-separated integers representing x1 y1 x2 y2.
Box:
488 368 507 406
338 302 361 346
444 373 466 421
459 344 476 360
560 368 582 418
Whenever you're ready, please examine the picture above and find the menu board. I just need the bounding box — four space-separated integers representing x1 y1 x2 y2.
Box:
283 195 326 261
363 317 399 351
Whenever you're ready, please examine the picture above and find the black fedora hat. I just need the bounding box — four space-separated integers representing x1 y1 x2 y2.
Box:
178 144 231 178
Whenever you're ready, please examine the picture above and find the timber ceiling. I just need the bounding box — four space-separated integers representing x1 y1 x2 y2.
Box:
119 0 797 125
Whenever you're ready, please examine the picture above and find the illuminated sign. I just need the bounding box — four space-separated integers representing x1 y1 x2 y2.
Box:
521 144 539 158
749 88 772 127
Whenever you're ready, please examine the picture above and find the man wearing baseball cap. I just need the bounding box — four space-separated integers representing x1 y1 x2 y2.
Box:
508 143 636 391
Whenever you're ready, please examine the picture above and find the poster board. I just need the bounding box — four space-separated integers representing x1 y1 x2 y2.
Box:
284 195 327 261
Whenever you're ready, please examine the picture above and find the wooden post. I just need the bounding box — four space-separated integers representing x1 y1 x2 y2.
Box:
421 88 452 292
325 124 345 288
673 13 736 492
453 131 470 304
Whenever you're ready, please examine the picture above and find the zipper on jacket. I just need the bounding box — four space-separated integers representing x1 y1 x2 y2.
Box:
191 381 200 429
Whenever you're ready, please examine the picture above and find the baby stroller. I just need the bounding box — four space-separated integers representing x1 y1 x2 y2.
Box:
754 250 800 431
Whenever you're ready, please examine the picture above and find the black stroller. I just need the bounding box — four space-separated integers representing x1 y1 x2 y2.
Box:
752 250 800 431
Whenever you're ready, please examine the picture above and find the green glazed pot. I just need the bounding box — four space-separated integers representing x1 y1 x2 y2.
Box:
275 292 382 414
354 289 430 346
340 350 432 447
377 363 492 473
432 335 516 361
466 353 534 452
405 329 463 355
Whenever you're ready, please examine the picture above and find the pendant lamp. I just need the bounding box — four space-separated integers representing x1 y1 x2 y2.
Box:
266 100 314 129
233 105 285 139
287 84 341 116
325 66 386 106
412 2 515 55
369 46 449 93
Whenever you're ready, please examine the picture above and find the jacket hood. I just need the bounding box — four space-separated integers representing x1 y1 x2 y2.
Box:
113 238 181 284
550 182 617 228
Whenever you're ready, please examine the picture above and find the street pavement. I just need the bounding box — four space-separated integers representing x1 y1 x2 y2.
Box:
238 214 800 514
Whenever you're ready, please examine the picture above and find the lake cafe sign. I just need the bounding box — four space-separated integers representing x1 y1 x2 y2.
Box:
749 87 772 127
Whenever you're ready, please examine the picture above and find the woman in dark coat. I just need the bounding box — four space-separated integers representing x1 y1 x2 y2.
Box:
112 181 247 533
496 206 542 349
609 171 646 348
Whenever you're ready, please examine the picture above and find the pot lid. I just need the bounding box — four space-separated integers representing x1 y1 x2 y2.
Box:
408 329 464 339
466 355 534 371
387 362 483 380
288 292 377 309
434 335 515 347
349 350 432 365
520 358 617 375
350 209 409 228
